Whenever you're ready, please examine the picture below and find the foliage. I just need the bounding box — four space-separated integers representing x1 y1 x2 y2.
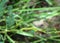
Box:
0 0 60 43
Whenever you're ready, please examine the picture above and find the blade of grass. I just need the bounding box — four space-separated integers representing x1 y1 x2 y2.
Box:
6 34 15 43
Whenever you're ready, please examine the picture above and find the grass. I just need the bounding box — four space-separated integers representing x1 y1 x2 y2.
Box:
0 0 60 43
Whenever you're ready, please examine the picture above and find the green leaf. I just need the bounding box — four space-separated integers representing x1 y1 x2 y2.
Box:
46 0 53 5
0 42 4 43
6 35 15 43
0 0 8 17
39 11 59 19
0 34 4 43
6 6 15 28
17 31 34 37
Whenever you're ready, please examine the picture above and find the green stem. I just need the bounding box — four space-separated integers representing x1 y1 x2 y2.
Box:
5 7 60 13
6 34 15 43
